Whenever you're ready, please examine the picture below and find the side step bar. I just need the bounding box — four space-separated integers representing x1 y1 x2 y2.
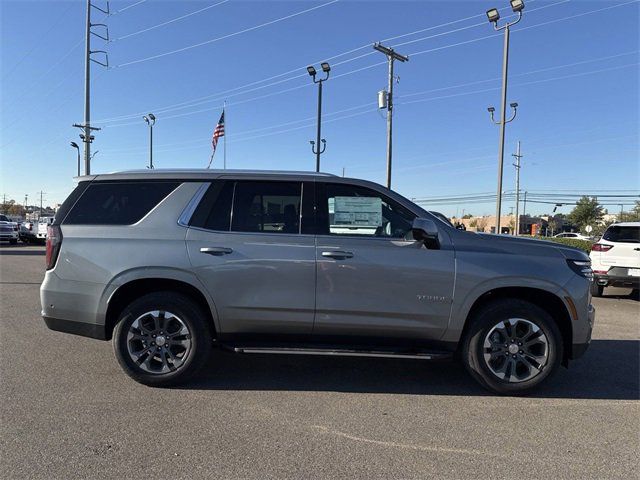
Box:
231 346 452 361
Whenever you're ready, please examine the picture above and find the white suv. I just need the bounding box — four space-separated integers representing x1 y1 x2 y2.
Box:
590 222 640 296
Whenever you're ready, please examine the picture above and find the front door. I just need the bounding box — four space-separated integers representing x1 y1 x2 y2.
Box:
186 180 316 338
313 182 455 343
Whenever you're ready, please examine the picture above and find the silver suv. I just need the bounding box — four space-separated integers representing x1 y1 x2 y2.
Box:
41 170 595 394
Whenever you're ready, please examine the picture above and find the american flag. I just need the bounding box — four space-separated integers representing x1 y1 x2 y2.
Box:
211 110 225 152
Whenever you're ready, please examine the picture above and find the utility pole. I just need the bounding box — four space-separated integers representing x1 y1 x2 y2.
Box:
73 0 108 175
39 191 44 217
512 140 523 236
373 42 408 189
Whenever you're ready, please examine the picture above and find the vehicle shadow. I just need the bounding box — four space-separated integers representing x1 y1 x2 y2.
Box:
184 339 639 400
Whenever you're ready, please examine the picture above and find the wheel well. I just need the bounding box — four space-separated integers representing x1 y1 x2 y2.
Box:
460 287 572 366
104 278 215 340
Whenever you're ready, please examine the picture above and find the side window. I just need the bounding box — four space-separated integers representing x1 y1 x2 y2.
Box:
231 181 302 234
63 181 179 225
190 181 234 231
319 183 416 238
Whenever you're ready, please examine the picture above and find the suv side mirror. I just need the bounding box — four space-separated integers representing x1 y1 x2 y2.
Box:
412 217 440 249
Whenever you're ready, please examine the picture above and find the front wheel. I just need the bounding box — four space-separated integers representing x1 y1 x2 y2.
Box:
462 299 563 395
113 292 212 387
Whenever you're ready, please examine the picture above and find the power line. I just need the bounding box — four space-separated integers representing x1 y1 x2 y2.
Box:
1 1 76 81
112 1 230 41
93 0 556 123
112 0 147 15
100 57 639 132
113 0 340 68
96 0 604 125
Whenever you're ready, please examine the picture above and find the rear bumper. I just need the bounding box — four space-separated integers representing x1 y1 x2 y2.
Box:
43 316 107 340
594 272 640 289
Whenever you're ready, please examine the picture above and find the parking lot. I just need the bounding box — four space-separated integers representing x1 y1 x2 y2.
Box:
0 244 638 479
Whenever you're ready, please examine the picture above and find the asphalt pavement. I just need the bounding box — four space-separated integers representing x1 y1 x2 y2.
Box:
1 244 638 479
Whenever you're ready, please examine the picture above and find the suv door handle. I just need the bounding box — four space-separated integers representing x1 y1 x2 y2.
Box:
200 247 233 256
321 251 354 259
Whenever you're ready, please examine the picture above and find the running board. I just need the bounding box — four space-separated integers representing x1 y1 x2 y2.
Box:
231 346 452 361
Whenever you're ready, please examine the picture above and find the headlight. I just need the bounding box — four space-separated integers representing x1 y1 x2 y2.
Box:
567 259 593 281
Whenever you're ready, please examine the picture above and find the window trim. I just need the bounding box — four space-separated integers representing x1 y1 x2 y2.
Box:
178 182 211 227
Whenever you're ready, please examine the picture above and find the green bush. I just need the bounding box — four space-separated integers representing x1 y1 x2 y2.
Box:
534 237 593 254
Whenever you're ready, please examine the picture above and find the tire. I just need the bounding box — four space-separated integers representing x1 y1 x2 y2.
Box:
113 292 212 387
9 239 17 245
462 299 563 395
590 282 604 297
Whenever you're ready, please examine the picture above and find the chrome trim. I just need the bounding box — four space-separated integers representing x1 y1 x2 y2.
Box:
177 182 210 227
234 347 447 360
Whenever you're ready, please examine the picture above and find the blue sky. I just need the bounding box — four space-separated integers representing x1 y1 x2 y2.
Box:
1 0 638 217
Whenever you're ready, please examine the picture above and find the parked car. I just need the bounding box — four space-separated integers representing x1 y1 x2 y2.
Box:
41 170 595 395
20 216 52 244
553 232 592 241
589 222 640 296
0 214 19 244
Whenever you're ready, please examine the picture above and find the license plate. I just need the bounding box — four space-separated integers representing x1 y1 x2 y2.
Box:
629 269 640 277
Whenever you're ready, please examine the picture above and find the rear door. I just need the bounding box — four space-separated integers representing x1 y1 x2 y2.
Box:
186 180 316 338
313 181 455 342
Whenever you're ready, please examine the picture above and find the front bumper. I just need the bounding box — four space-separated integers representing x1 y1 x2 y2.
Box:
571 302 594 360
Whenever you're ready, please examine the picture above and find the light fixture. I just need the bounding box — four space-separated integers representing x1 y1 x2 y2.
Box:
486 8 500 23
148 113 156 121
70 141 78 148
306 65 316 76
510 0 525 13
510 102 518 108
488 106 496 113
321 62 330 73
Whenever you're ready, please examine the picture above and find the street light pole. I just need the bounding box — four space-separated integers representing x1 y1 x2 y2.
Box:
307 63 330 172
373 42 408 189
486 0 524 234
143 114 156 169
70 142 81 177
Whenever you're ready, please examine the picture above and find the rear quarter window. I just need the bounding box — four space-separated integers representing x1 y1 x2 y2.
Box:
63 181 180 225
603 226 640 243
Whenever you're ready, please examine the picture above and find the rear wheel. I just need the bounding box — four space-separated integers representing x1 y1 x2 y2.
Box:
9 239 17 245
462 299 563 395
590 282 604 297
113 292 212 387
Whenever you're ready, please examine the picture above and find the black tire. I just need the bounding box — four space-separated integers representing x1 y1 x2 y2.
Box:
462 299 563 395
9 239 17 245
590 282 604 297
113 291 212 387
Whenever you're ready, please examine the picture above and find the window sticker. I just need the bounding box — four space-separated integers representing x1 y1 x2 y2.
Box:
331 196 382 227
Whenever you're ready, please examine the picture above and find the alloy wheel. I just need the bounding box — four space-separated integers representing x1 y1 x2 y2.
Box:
483 318 549 383
126 310 192 374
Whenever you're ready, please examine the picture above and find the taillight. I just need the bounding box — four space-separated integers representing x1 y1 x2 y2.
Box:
591 243 613 252
45 225 62 270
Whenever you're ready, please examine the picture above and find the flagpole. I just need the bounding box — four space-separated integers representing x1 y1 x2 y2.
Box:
223 100 227 170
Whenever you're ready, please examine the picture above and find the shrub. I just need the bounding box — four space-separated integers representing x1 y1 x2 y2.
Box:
535 237 593 254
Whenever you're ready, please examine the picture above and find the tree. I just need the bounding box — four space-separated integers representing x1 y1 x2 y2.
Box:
476 217 488 233
462 213 473 219
567 197 604 233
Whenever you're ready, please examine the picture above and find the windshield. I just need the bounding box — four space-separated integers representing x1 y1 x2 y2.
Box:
603 225 640 243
